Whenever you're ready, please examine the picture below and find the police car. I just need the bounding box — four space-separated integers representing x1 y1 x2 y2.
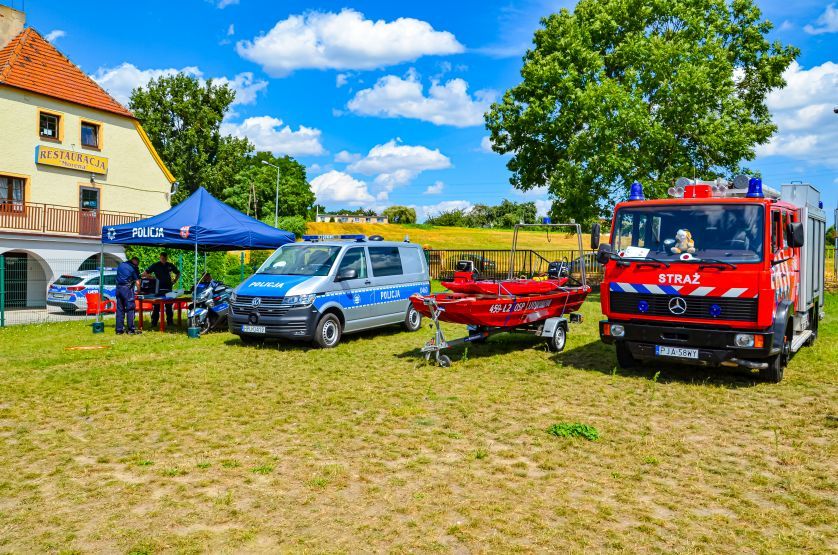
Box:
46 269 117 313
229 235 431 348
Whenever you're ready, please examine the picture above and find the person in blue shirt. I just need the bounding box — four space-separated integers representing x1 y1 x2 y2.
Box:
115 257 141 335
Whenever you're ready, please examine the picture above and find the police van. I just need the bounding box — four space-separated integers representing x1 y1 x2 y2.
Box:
229 235 431 348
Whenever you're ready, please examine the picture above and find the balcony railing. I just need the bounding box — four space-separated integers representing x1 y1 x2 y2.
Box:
0 202 150 237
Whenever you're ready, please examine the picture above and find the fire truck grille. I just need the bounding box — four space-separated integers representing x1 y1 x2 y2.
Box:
609 292 758 322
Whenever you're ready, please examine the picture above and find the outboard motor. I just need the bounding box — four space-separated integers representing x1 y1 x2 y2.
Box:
548 260 569 279
453 260 478 282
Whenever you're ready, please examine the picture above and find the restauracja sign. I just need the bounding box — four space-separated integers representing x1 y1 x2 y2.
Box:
35 145 108 174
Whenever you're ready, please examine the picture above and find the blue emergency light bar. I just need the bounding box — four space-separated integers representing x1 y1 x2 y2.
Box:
629 181 645 201
302 234 366 242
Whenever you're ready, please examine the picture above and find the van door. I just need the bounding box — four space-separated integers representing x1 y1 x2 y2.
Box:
368 246 408 323
333 246 373 331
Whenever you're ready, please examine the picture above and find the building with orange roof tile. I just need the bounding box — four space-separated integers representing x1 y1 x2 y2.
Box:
0 3 175 315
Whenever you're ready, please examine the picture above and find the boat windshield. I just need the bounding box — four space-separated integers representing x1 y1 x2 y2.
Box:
612 204 764 263
256 245 341 276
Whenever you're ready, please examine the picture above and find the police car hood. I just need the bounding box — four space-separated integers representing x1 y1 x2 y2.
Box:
236 274 323 297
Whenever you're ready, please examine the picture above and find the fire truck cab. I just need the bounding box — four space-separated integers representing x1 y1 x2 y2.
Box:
595 177 826 382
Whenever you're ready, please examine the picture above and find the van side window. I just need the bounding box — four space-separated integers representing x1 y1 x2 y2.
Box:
104 274 117 286
398 247 424 275
338 247 368 279
369 247 403 277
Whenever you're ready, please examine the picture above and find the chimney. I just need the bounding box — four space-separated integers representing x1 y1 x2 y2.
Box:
0 4 25 50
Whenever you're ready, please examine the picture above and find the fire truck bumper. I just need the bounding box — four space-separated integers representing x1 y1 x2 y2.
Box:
599 320 776 366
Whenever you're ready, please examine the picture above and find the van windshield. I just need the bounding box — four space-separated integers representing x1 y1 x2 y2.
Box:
613 204 764 263
257 245 341 276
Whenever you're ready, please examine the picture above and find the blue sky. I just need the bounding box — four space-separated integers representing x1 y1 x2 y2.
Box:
16 0 838 221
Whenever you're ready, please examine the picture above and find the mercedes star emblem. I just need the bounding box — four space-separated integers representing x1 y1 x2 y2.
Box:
251 297 262 308
668 296 688 315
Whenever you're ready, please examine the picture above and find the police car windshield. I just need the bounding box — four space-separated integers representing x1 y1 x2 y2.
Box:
613 204 764 263
53 275 84 286
257 245 341 276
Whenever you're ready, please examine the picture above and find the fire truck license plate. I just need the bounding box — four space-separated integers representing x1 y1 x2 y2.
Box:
655 345 698 359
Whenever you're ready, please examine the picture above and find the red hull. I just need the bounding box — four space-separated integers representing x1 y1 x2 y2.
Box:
411 286 590 328
441 277 569 296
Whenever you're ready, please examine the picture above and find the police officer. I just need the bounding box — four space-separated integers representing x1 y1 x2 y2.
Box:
143 252 181 328
115 256 141 335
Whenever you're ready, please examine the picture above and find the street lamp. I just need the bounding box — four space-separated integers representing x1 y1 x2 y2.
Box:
262 160 280 228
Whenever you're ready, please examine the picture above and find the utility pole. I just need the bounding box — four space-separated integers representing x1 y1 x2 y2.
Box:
262 160 280 227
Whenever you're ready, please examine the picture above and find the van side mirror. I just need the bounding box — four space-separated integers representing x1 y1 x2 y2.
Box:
596 243 613 264
590 223 601 250
787 221 805 248
336 268 357 281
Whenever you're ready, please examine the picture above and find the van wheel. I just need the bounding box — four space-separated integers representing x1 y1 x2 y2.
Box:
313 313 342 348
404 305 422 332
615 342 638 369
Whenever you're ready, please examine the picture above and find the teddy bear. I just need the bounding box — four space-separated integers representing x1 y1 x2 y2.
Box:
670 229 696 254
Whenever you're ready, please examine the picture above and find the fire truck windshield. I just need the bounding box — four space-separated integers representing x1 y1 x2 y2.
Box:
612 204 764 263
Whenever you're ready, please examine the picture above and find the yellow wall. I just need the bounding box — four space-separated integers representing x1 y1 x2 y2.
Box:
0 86 171 216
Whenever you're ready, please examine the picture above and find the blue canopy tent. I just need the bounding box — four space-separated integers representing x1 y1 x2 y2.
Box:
98 187 295 331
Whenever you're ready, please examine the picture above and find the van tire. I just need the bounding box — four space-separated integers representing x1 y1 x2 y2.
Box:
313 313 342 348
404 305 422 332
615 342 638 369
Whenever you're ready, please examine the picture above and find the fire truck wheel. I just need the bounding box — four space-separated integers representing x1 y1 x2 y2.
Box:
807 304 819 346
761 331 789 383
615 342 638 369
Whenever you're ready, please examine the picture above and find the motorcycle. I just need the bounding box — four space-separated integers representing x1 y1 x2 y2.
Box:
188 280 231 334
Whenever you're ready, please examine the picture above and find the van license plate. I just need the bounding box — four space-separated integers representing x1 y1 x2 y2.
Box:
655 345 698 359
242 325 266 334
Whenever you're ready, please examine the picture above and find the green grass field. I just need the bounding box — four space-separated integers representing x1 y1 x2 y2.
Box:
0 295 835 553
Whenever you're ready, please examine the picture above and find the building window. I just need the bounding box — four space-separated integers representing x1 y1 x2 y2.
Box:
39 110 61 140
81 120 101 149
0 175 25 210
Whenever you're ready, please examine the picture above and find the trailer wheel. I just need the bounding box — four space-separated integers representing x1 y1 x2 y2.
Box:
615 342 638 369
547 324 567 352
437 354 452 368
313 313 342 349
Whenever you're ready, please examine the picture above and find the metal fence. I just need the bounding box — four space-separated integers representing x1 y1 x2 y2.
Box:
425 249 603 282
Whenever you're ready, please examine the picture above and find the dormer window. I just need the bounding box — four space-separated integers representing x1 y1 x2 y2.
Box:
38 110 62 141
81 120 101 149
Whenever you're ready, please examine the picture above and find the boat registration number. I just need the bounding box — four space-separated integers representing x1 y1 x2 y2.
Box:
242 325 266 334
489 299 553 313
655 345 698 359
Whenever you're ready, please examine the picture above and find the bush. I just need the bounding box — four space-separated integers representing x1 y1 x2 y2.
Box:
547 422 600 441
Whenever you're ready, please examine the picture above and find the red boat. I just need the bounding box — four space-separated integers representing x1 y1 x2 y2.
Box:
412 224 594 366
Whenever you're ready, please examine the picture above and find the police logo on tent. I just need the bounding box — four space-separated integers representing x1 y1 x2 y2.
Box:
106 228 116 241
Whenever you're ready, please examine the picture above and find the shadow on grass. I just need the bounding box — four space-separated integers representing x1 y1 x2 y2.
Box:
395 328 557 365
221 322 412 350
555 340 762 388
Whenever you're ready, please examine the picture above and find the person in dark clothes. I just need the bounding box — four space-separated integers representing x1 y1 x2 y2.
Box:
115 257 141 335
143 252 181 327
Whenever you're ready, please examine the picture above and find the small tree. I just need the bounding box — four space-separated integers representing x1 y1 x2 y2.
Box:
383 206 417 224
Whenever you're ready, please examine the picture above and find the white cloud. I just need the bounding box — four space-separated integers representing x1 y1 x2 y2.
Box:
347 69 495 127
215 0 239 8
236 9 464 77
804 4 838 35
334 150 361 163
44 30 65 43
227 24 235 36
420 200 473 221
220 116 325 156
779 20 794 31
310 170 378 204
424 181 444 195
348 138 451 191
755 61 838 167
480 136 494 152
535 199 552 218
336 73 350 87
91 63 267 106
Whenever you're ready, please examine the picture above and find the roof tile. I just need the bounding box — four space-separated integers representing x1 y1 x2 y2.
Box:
0 28 133 118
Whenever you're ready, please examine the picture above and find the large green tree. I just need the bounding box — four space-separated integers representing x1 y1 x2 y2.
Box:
485 0 798 224
222 152 315 222
129 73 253 203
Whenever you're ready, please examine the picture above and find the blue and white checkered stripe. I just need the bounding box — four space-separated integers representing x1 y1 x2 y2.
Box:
610 282 681 295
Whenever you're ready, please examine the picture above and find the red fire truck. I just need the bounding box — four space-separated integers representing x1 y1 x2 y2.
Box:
594 177 826 382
